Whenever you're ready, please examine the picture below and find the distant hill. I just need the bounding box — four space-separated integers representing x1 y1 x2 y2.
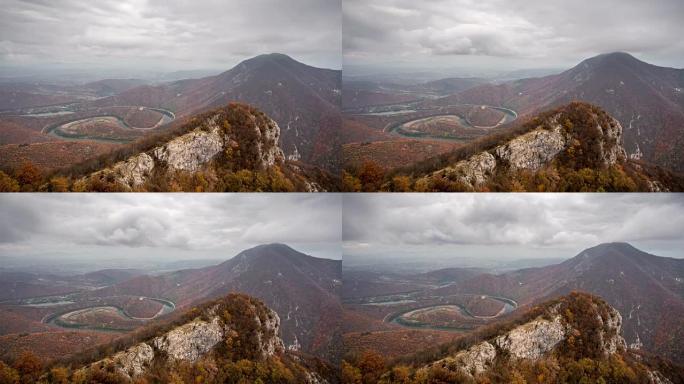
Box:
436 52 684 172
413 77 488 96
82 78 148 97
437 243 684 364
94 53 341 170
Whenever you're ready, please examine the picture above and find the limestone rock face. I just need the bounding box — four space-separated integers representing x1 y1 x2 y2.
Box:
495 126 566 171
103 343 155 378
416 295 629 380
84 302 285 379
596 305 627 355
153 122 224 172
494 315 565 359
434 151 497 187
108 153 155 188
82 105 286 190
152 317 224 362
426 341 496 376
253 117 285 168
596 118 627 166
253 309 285 358
423 104 633 189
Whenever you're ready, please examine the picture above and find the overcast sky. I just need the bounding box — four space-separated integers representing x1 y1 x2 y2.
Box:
343 194 684 268
344 0 684 73
0 194 341 268
0 0 341 72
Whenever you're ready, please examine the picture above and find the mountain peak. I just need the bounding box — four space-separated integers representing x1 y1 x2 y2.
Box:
231 243 308 264
597 51 638 60
582 242 642 258
580 51 647 70
244 242 298 254
238 53 301 69
568 242 651 270
591 241 638 251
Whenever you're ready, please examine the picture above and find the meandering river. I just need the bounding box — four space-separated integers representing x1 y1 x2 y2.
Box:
44 297 176 332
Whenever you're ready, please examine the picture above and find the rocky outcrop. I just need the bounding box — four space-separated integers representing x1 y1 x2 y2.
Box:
594 117 627 167
251 308 285 359
82 104 285 190
253 115 284 168
494 125 566 171
423 315 565 377
151 317 224 362
84 298 284 380
593 302 627 356
152 117 225 173
424 103 629 189
107 153 155 188
85 317 226 378
419 294 628 379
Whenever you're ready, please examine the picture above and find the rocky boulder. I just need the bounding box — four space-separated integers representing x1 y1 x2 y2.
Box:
494 125 566 171
152 317 224 362
152 117 225 173
494 315 565 359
